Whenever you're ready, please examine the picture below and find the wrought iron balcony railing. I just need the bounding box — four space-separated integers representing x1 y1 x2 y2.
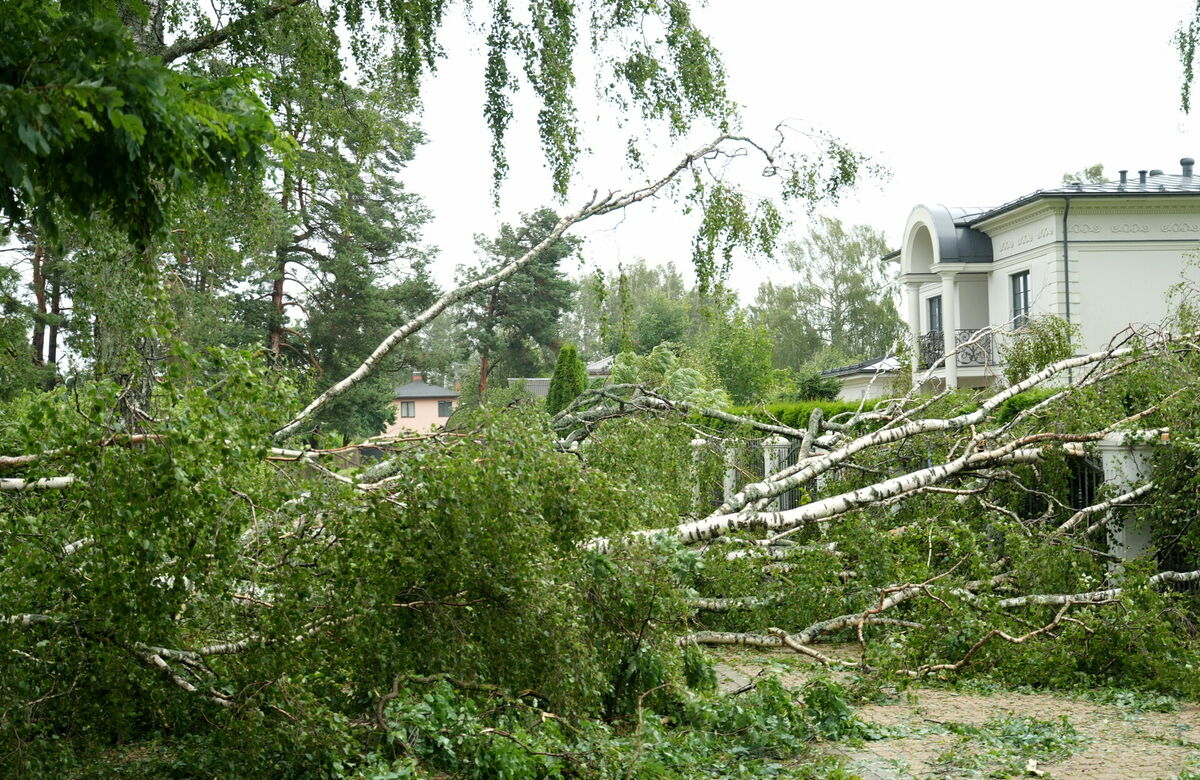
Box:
918 330 944 369
918 329 994 369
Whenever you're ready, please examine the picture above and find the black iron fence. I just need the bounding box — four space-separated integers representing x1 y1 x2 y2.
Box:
918 329 995 369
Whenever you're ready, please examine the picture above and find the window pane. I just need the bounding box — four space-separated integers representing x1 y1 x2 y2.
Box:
400 401 415 418
1011 271 1030 324
438 401 452 417
928 296 942 332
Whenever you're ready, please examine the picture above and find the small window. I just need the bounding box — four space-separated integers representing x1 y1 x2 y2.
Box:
437 400 453 418
1011 271 1031 325
927 295 943 334
400 401 415 418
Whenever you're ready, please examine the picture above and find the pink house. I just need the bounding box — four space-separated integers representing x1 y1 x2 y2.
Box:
384 373 459 435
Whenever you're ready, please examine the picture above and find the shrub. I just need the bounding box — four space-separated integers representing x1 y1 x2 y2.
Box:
1000 315 1078 384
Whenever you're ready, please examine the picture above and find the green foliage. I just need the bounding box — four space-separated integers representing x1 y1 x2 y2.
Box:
0 0 279 242
0 266 53 399
546 343 587 416
459 208 580 394
999 315 1078 383
609 343 730 408
776 366 841 402
699 312 784 405
774 349 863 402
1177 5 1200 113
712 401 868 432
564 260 692 357
992 388 1059 424
935 714 1087 777
1061 163 1106 185
751 217 901 370
363 674 862 779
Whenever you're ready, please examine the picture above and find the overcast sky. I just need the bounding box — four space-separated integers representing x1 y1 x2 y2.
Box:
402 1 1198 303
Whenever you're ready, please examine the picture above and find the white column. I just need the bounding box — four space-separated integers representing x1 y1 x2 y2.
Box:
1096 432 1157 561
906 281 922 379
941 271 959 389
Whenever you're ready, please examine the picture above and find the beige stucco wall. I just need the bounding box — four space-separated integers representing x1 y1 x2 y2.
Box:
902 199 1200 386
980 202 1200 354
384 397 457 435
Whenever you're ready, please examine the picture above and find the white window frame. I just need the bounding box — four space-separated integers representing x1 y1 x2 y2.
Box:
1011 270 1031 326
927 295 943 334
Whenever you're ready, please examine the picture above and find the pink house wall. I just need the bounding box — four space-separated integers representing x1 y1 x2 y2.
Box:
384 397 457 435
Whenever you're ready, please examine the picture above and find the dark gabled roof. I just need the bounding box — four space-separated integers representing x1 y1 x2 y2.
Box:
393 379 459 399
820 356 900 378
586 355 615 375
962 171 1200 228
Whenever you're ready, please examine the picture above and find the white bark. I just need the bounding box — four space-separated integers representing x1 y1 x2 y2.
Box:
678 631 784 649
588 440 1054 552
1 613 61 626
997 568 1200 608
0 476 78 490
275 134 761 442
710 343 1136 517
1056 482 1156 534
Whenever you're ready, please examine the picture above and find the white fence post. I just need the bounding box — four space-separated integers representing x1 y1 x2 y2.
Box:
762 435 790 512
722 442 738 503
1096 430 1161 560
690 437 707 514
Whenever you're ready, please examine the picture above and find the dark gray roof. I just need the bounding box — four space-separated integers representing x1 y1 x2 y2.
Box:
393 379 459 399
586 355 614 375
821 356 900 378
963 170 1200 227
915 204 993 264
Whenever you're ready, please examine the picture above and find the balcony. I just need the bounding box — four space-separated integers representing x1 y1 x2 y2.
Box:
918 329 994 369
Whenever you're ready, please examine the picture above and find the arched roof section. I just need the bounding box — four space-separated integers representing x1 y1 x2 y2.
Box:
901 204 993 275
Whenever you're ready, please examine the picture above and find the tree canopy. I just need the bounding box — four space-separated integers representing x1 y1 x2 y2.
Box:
1 0 279 242
752 216 902 370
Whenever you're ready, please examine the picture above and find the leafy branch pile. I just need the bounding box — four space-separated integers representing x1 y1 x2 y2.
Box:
4 2 1200 777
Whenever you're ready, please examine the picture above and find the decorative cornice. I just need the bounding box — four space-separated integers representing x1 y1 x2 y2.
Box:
972 203 1057 235
1069 202 1200 215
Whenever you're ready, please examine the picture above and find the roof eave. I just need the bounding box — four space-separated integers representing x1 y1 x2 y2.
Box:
964 188 1200 228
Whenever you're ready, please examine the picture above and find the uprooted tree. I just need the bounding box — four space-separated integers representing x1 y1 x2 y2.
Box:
4 4 1200 775
7 157 1200 774
0 132 886 776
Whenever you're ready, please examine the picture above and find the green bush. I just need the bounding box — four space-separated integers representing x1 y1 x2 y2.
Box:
1000 315 1078 384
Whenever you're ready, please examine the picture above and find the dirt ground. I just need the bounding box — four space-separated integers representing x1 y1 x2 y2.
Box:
712 646 1200 780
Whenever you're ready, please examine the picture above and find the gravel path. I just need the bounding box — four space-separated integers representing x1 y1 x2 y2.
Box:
712 646 1200 779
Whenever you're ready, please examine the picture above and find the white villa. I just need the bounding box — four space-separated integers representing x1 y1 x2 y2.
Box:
828 158 1200 399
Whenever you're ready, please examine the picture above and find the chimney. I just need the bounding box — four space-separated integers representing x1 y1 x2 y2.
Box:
1183 157 1195 178
1139 169 1148 185
1119 170 1128 184
412 372 423 383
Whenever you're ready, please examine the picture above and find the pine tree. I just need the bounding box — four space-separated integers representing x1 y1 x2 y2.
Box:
546 344 587 416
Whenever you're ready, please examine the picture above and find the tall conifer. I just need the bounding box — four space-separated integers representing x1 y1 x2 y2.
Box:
546 344 587 415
